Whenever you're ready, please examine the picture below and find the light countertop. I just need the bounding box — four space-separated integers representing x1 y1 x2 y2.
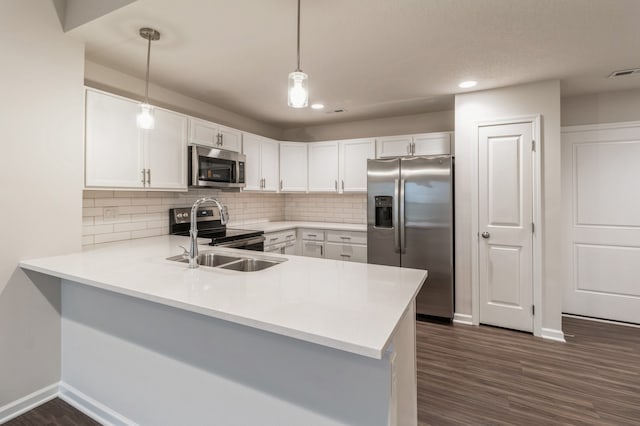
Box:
233 221 367 233
20 235 425 359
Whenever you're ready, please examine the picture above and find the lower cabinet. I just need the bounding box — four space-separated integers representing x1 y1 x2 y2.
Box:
264 227 366 262
301 240 325 258
325 242 367 263
264 229 297 255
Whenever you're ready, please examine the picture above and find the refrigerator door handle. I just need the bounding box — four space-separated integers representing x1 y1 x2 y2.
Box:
393 178 400 252
400 177 406 253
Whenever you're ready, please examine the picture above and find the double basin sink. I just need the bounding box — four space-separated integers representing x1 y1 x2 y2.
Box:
167 251 286 272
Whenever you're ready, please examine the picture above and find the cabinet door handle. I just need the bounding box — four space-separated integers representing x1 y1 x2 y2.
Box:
340 254 351 258
407 143 411 155
141 169 146 186
340 236 351 240
320 245 323 256
262 178 265 189
146 169 151 186
334 180 338 191
412 142 416 155
307 234 317 237
341 180 344 191
280 180 283 190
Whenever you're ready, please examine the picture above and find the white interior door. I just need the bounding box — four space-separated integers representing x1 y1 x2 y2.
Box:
562 123 640 324
478 122 534 332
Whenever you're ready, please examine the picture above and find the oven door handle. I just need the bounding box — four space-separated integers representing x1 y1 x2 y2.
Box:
214 235 266 248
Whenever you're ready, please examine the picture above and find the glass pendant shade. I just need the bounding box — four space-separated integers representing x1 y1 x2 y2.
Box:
136 103 155 130
288 71 309 108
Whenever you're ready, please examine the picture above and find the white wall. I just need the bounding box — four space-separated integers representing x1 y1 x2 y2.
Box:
0 0 84 408
454 80 563 332
85 61 284 140
282 110 454 142
562 89 640 126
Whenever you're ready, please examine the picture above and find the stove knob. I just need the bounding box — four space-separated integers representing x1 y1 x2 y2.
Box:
177 213 184 219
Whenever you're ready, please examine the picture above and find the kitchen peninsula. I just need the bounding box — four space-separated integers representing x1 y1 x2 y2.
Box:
20 235 426 426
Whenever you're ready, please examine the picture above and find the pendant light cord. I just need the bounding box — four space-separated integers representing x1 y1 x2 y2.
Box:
144 34 151 103
296 0 301 72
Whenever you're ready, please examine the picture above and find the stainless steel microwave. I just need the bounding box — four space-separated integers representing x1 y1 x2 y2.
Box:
189 145 246 189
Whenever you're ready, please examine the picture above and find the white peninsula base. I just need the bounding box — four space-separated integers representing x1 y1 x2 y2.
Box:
59 280 417 426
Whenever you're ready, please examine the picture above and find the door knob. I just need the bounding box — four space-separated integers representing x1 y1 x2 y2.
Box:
481 232 490 239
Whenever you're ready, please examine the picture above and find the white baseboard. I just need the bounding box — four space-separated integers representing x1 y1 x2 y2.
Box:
563 313 640 328
541 327 566 343
453 313 473 325
0 383 58 424
58 382 134 426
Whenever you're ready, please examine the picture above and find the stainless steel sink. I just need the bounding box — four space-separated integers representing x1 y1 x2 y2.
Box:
167 253 242 267
167 251 286 272
220 258 283 272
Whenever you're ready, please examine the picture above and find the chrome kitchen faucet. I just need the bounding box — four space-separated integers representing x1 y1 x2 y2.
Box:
188 197 228 268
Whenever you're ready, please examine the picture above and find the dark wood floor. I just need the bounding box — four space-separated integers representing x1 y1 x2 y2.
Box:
417 317 640 425
5 398 99 426
6 317 639 425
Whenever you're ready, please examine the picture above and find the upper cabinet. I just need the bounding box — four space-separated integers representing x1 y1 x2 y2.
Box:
412 132 452 156
85 89 187 191
308 141 339 192
376 132 451 158
242 133 279 192
375 135 414 157
339 138 375 192
188 118 241 152
279 142 308 192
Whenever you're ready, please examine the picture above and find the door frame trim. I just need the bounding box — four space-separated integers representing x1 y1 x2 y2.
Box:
471 115 542 337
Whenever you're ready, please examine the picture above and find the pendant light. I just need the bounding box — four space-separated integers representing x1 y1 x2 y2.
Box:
288 0 308 108
137 27 160 129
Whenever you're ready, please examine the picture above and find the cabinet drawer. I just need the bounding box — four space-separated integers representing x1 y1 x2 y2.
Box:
265 230 296 245
325 242 367 263
326 230 367 245
301 230 325 241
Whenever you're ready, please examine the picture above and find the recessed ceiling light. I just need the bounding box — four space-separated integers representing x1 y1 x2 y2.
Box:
311 103 325 110
458 80 478 89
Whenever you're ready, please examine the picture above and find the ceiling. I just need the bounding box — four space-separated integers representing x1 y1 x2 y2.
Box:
70 0 640 128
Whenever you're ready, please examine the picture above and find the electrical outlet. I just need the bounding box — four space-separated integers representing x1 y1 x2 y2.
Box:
103 207 118 221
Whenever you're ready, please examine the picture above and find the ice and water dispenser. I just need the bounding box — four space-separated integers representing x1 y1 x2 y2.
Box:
374 196 393 228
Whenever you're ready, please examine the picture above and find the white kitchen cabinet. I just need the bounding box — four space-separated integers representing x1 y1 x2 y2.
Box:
279 142 308 192
376 132 451 158
308 141 339 192
325 242 367 263
375 135 413 158
146 108 188 190
264 229 297 255
325 230 367 263
218 125 242 152
302 240 324 258
85 89 187 191
188 118 241 152
300 228 325 258
339 138 375 193
412 132 451 156
242 133 279 191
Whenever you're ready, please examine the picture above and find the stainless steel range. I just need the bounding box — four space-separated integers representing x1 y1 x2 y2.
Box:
169 207 265 251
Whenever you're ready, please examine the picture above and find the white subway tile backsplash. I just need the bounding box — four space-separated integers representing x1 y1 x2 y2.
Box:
118 206 148 215
82 189 364 245
94 231 132 244
94 197 132 207
83 224 113 236
114 222 148 232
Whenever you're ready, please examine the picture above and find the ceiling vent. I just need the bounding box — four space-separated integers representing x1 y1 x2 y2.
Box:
608 68 640 78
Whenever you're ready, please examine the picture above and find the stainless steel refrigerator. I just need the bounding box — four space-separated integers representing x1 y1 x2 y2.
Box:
367 155 454 318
